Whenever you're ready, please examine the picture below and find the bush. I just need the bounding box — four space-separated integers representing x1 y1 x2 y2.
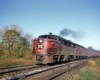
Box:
0 54 7 60
88 60 96 67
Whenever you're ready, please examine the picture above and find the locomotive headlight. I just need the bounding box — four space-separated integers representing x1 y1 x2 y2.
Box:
39 39 43 43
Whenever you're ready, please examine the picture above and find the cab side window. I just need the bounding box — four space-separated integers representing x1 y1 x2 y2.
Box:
69 43 75 48
58 38 64 44
64 40 69 46
64 40 67 46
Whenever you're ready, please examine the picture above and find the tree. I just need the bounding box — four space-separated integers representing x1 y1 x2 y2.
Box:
2 30 20 57
0 25 33 58
11 25 23 36
0 42 4 54
1 26 8 36
24 32 33 49
0 30 2 42
11 37 30 58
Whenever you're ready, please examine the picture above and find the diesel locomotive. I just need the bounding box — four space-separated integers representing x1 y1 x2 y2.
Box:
32 33 100 64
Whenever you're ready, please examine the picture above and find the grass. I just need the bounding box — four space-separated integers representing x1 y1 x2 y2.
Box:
95 59 100 66
77 58 100 80
0 53 34 68
88 59 100 67
0 58 34 68
79 70 98 80
88 60 96 67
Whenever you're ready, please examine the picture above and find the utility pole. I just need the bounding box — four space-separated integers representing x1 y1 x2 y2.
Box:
2 35 17 57
8 35 10 57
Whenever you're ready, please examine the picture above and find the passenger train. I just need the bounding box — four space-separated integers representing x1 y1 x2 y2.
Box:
32 33 100 64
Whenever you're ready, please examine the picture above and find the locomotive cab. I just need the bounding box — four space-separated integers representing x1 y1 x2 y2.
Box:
32 33 59 64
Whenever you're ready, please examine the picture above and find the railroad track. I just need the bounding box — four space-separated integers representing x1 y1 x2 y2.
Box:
0 58 95 80
0 64 47 80
5 59 90 80
48 61 87 80
0 64 36 72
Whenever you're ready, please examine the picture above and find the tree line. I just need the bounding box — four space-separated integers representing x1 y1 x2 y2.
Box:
0 25 33 58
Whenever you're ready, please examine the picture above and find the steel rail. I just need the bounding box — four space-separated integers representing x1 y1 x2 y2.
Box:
0 65 44 75
7 60 86 80
0 64 33 70
48 61 87 80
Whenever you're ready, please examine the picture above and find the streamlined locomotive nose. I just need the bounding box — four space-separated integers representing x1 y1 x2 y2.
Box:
32 37 56 64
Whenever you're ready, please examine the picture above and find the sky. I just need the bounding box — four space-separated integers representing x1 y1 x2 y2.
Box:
0 0 100 50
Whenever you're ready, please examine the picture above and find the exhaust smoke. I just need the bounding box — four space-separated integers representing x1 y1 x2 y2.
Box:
59 28 83 39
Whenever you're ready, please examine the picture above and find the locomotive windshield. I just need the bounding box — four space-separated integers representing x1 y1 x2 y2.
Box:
39 35 58 40
39 35 47 38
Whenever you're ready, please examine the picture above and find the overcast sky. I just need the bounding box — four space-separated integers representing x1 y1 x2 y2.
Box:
0 0 100 50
